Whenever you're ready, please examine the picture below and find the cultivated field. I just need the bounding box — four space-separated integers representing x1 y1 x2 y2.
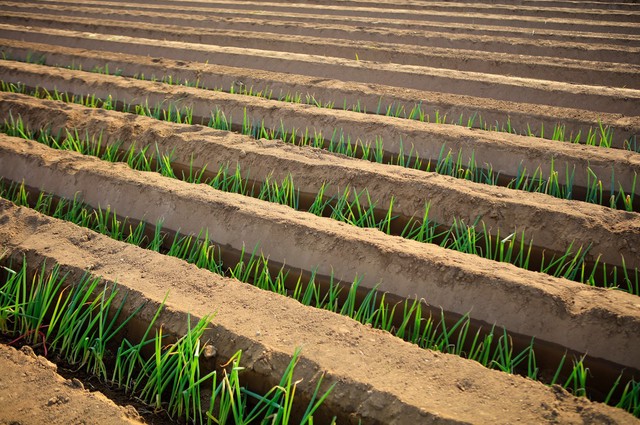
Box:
0 0 639 423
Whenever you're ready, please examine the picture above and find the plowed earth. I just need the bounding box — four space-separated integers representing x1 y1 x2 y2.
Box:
0 344 143 425
0 0 639 424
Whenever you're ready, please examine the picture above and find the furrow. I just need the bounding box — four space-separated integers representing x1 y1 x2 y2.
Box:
2 11 639 87
2 60 639 194
2 1 639 59
1 26 639 117
2 134 640 374
24 0 640 32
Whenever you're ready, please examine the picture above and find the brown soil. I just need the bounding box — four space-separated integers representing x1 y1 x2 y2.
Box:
6 1 640 47
6 0 640 37
1 93 638 270
0 0 638 423
1 135 639 374
2 40 639 148
0 200 637 424
0 39 640 147
3 11 640 87
0 344 143 425
1 61 639 196
1 25 638 116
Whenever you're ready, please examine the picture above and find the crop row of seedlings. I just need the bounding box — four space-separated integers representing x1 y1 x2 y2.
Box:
2 13 637 117
2 53 628 199
2 114 638 296
1 180 639 417
0 257 335 423
5 38 638 145
5 0 635 43
10 51 630 151
149 70 625 150
78 60 624 150
0 79 636 214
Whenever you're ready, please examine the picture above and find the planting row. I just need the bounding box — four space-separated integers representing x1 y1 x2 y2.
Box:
0 191 638 422
1 138 640 418
0 22 637 116
2 62 639 213
1 77 638 253
5 88 637 410
0 240 335 423
3 39 638 154
1 93 638 293
1 1 638 422
7 0 640 39
0 7 639 148
1 132 639 385
82 0 640 23
1 164 639 413
3 164 640 418
1 178 619 397
2 11 640 88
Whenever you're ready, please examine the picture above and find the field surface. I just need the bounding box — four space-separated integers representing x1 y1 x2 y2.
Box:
0 0 639 424
0 344 143 424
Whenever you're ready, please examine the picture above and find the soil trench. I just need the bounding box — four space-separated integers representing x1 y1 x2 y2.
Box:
2 24 639 115
2 90 638 206
0 200 637 424
5 0 640 48
2 11 640 88
2 41 639 151
84 0 640 22
5 182 637 403
1 1 639 421
257 0 640 16
1 135 639 374
10 0 640 37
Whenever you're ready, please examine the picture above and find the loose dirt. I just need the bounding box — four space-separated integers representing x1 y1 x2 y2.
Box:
0 344 143 425
3 12 640 87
